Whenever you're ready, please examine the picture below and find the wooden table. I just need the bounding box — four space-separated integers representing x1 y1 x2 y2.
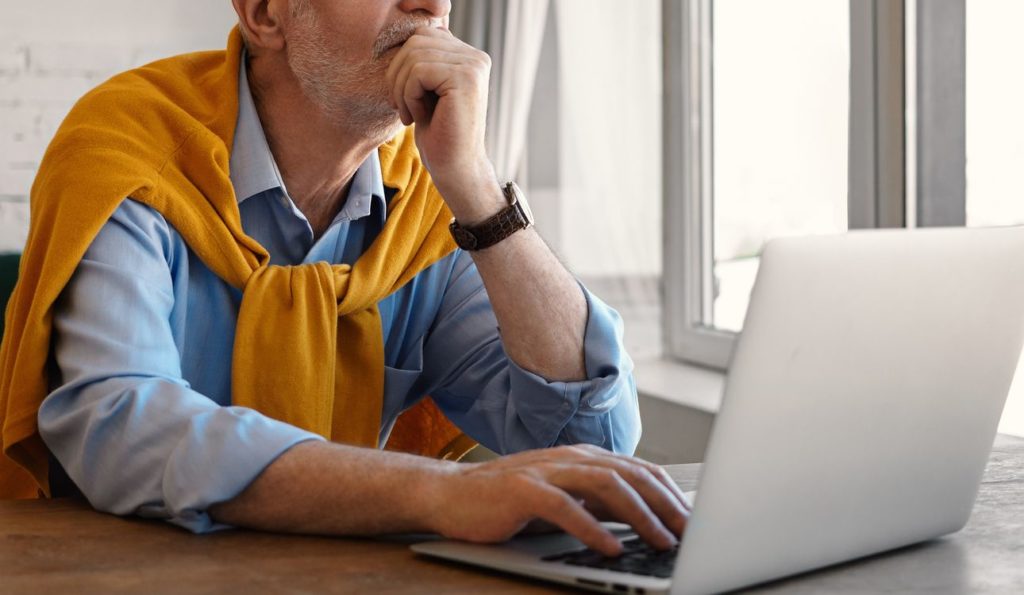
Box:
2 435 1022 594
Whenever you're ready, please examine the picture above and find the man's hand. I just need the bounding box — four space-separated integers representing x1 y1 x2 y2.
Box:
384 26 504 224
422 444 692 556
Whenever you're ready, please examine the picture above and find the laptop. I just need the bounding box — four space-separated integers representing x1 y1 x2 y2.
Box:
412 226 1024 594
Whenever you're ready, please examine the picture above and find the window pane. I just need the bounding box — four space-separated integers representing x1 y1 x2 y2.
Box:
711 0 849 332
965 1 1024 228
965 0 1024 437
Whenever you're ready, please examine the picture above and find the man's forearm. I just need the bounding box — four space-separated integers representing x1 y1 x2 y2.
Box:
210 440 688 557
466 221 589 382
440 176 587 383
208 441 453 535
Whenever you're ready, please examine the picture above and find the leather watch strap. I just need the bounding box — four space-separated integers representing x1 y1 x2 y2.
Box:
449 182 533 251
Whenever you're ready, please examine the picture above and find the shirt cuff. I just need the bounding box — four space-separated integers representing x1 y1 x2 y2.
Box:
156 407 325 533
506 281 638 449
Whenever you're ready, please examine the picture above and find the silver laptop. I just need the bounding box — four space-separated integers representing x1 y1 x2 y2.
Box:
413 227 1024 594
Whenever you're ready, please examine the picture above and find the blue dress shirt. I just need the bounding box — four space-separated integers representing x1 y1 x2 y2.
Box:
37 59 639 533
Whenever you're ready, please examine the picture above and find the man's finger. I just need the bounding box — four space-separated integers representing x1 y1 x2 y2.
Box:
384 35 446 123
388 49 472 124
567 445 693 513
590 458 689 536
599 453 693 514
644 463 693 512
550 466 677 551
529 483 623 556
384 31 462 90
402 61 446 125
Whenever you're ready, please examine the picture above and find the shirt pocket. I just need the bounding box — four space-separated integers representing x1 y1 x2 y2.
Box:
383 336 426 406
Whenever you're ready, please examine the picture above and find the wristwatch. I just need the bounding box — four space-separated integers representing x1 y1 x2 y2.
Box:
449 181 535 251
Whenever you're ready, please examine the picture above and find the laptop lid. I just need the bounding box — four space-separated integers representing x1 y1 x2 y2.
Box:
673 226 1024 594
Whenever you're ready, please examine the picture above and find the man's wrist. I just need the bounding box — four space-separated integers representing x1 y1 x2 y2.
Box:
448 187 507 227
409 458 464 534
434 162 506 226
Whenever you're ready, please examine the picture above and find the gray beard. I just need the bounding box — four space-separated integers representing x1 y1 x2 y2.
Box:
287 25 403 141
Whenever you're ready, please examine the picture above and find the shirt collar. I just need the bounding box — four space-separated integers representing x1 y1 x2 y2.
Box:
228 52 386 221
337 144 384 222
229 56 287 204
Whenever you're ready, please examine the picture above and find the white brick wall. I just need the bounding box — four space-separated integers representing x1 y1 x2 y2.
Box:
0 0 237 251
0 44 28 74
0 201 29 253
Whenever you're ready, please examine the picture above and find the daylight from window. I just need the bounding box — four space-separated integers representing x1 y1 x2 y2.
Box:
966 0 1024 436
711 0 849 332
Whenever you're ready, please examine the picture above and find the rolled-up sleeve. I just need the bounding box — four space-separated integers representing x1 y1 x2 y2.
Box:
38 199 322 533
422 251 640 455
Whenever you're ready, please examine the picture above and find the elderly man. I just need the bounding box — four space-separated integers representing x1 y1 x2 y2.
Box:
0 0 688 555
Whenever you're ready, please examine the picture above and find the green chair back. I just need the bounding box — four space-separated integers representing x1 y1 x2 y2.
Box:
0 253 20 342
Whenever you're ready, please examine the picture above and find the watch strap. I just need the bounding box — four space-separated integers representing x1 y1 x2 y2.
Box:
449 184 532 251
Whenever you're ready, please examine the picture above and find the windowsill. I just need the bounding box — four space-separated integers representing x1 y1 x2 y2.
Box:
632 357 725 463
634 357 725 414
633 359 1024 457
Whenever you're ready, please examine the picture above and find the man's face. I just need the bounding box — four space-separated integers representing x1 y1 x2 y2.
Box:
284 0 450 137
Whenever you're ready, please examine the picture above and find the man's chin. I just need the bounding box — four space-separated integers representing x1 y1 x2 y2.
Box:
324 97 402 139
379 116 406 141
355 107 405 142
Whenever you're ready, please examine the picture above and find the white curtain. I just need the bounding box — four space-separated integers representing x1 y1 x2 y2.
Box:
454 1 665 363
451 0 550 181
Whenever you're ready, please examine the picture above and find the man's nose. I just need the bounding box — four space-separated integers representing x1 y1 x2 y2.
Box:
397 0 451 21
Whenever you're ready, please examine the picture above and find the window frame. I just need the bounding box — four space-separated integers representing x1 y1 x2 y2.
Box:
913 0 966 227
662 0 963 370
663 0 735 370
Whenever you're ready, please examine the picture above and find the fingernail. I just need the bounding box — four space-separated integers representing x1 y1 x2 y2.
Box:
662 530 679 548
676 515 688 533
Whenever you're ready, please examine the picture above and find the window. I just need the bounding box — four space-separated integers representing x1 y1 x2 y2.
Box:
660 0 1022 434
665 0 865 368
965 0 1024 436
965 0 1024 228
710 0 849 332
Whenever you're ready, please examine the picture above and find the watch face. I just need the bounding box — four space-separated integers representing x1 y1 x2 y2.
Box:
508 182 535 226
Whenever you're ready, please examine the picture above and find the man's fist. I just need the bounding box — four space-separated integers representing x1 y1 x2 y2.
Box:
384 27 505 225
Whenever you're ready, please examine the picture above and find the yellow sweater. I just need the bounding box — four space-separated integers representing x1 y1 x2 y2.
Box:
0 28 473 499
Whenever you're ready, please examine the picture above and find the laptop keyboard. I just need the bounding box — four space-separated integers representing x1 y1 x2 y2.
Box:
541 537 678 578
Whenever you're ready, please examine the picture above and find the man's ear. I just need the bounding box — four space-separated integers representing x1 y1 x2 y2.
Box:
231 0 288 53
